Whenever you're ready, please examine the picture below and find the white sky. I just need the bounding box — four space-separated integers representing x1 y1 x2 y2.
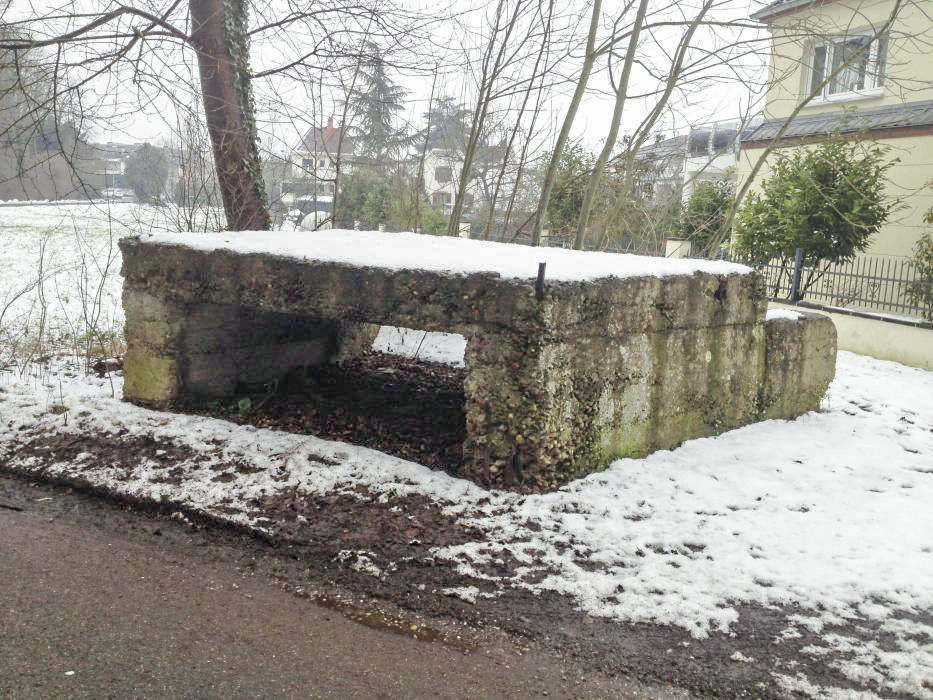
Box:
22 0 772 153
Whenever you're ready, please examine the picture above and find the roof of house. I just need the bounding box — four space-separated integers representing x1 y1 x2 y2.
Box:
298 120 354 155
741 100 933 143
630 124 740 163
750 0 823 22
632 134 688 161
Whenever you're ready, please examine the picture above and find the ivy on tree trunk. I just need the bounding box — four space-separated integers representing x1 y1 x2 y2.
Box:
190 0 270 231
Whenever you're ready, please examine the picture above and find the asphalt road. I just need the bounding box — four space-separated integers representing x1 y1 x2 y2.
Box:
0 477 686 700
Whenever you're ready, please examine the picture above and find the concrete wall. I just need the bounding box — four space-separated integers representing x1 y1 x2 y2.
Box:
119 236 839 491
770 301 933 370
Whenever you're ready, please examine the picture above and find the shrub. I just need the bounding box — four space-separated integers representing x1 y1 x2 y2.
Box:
679 177 735 256
905 205 933 322
733 134 899 293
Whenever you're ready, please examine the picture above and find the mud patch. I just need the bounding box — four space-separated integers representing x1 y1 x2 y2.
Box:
3 424 929 699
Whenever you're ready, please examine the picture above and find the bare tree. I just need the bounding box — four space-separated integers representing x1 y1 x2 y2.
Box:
530 0 603 246
480 0 555 240
572 0 650 249
0 0 423 230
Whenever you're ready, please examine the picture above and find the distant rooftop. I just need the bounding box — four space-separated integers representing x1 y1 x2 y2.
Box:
298 119 354 155
633 122 741 162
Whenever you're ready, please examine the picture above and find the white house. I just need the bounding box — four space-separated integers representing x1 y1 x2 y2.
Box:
634 122 740 203
418 148 481 215
281 118 355 213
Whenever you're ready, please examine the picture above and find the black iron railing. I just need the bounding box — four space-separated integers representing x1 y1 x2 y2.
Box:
758 252 928 320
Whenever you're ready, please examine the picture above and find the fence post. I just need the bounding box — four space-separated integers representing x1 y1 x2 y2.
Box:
790 247 804 304
535 262 547 301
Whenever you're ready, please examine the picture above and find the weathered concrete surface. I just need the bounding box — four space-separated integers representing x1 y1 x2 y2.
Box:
761 312 837 420
119 236 835 491
123 287 378 401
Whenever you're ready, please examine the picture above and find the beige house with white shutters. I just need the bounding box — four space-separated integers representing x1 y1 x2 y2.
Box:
738 0 933 258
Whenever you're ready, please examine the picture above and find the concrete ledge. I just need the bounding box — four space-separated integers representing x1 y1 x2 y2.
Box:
761 311 837 419
770 302 933 371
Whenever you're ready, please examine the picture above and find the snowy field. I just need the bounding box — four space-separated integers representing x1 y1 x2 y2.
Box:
0 204 165 368
2 204 932 697
0 203 231 369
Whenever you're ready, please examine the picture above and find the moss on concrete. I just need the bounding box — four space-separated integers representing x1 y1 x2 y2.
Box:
123 351 179 404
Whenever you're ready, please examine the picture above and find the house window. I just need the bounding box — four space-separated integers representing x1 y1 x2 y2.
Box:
808 34 886 99
431 191 451 208
435 166 452 184
301 157 314 170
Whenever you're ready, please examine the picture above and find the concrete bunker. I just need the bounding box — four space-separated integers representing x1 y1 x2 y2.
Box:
119 231 837 491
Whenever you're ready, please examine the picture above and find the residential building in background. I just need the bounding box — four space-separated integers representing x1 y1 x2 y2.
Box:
279 123 492 229
85 142 138 200
279 119 355 217
420 148 478 216
633 122 740 204
738 0 933 258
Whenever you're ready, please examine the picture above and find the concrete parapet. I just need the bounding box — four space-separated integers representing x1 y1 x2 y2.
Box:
119 233 835 491
761 311 837 420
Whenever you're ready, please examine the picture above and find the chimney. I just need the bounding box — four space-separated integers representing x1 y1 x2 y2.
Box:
326 117 334 138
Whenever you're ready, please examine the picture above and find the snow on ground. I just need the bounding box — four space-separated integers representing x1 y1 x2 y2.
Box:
137 229 751 281
1 350 931 698
373 327 466 367
0 203 221 365
0 203 130 354
2 204 932 696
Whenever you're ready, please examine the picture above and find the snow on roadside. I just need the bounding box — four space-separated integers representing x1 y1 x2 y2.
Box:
1 351 932 698
444 352 933 636
0 368 482 533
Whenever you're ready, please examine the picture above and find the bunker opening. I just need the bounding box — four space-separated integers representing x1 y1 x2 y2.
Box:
184 326 470 475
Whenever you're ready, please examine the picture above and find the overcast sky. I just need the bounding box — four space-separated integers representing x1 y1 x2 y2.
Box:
54 0 773 153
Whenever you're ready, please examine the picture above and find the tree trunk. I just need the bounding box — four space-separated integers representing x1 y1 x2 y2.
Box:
572 0 648 250
530 0 602 246
446 2 506 237
483 0 554 241
189 0 270 231
415 69 439 232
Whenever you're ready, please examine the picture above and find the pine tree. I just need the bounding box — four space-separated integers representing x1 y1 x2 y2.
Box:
422 96 471 151
347 44 409 162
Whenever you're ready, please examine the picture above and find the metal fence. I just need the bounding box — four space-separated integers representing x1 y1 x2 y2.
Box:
758 252 928 319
